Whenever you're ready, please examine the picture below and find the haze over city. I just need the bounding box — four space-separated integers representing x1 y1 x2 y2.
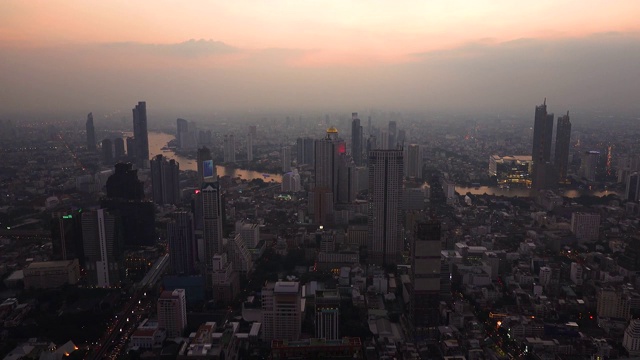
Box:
2 1 640 119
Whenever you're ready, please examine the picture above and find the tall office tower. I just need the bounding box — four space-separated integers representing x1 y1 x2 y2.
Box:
86 112 96 151
157 289 187 338
235 220 260 248
397 129 406 147
249 125 257 138
113 137 125 160
102 138 113 164
106 163 144 200
626 172 640 202
379 130 389 150
296 137 315 166
410 220 442 337
197 147 214 185
126 137 136 159
282 146 292 172
103 163 155 247
580 151 599 182
51 210 85 267
211 253 238 302
176 118 189 148
367 150 404 265
407 144 422 179
228 233 253 275
223 134 236 163
351 113 363 166
282 169 302 192
310 128 345 224
531 99 555 189
554 112 571 182
388 121 397 149
167 211 195 275
336 156 357 204
315 289 340 340
132 101 149 168
202 182 224 287
261 281 302 341
81 209 123 288
150 155 180 205
247 133 254 162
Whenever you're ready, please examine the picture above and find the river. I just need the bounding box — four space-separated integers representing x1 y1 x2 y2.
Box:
455 186 620 198
137 132 282 182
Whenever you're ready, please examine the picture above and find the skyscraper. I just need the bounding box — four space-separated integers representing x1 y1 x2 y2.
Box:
202 182 224 287
282 146 292 172
167 211 196 275
261 281 302 341
555 111 572 182
197 147 214 185
388 121 397 149
296 137 315 166
81 209 123 287
132 101 149 168
223 134 236 163
176 118 189 148
410 220 442 337
106 163 144 200
407 144 422 179
150 154 180 205
103 163 155 247
626 172 640 202
247 133 254 162
315 289 340 340
51 210 85 267
351 113 363 166
86 112 96 151
126 137 136 159
367 149 404 265
157 289 187 338
532 99 555 189
101 138 113 164
310 128 344 224
113 137 125 160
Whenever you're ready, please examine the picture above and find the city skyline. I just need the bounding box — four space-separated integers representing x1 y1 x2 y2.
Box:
1 2 640 116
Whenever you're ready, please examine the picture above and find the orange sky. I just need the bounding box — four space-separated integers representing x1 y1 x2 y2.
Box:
2 0 639 65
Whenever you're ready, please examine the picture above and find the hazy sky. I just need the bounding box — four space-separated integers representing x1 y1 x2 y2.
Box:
1 1 639 118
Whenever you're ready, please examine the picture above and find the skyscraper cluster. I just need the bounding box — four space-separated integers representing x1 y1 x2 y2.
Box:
531 99 571 189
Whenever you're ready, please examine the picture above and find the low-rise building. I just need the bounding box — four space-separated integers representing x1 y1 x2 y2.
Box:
23 259 80 289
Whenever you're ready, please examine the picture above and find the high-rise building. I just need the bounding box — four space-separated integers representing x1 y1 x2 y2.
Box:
351 113 363 166
262 281 302 341
367 149 403 265
626 172 640 202
126 137 136 159
150 155 180 205
410 220 442 336
388 121 397 149
296 137 315 166
86 112 96 151
531 99 555 189
103 163 155 247
282 169 302 192
624 320 640 356
176 118 189 148
167 211 196 275
102 138 113 164
247 133 254 162
228 233 253 275
202 182 224 287
113 137 125 160
571 212 600 242
223 134 236 163
554 112 571 182
51 210 85 267
315 289 340 340
211 253 238 302
157 289 187 338
282 146 292 172
106 163 144 200
407 144 422 179
132 101 149 168
81 209 123 287
197 147 214 185
580 151 599 182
